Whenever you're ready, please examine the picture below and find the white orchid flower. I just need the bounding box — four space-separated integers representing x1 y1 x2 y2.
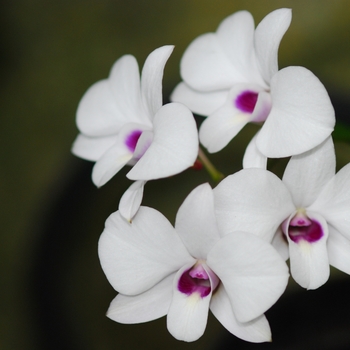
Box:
171 9 335 163
214 137 350 290
98 183 289 342
72 45 199 220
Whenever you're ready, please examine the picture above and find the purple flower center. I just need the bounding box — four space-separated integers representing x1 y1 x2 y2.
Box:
178 262 219 298
125 130 142 152
235 90 259 113
287 212 323 243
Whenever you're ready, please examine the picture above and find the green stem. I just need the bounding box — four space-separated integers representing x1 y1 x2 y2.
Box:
198 147 224 183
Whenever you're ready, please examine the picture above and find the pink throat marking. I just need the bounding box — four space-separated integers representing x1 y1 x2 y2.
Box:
235 90 259 113
287 213 323 243
125 130 142 152
178 263 219 298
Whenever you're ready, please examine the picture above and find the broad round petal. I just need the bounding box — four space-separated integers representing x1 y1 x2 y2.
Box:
242 132 268 169
107 273 174 324
254 8 292 83
180 33 240 91
98 207 195 295
309 163 350 238
71 133 117 162
175 183 220 259
256 66 335 158
214 168 295 242
76 80 127 136
141 45 174 119
170 82 227 116
167 263 211 342
327 225 350 275
282 136 335 208
108 54 149 126
210 285 272 343
286 211 329 290
207 232 289 323
118 180 146 222
127 103 198 180
216 11 265 87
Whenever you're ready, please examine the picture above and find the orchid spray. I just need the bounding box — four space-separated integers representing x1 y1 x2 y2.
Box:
72 8 350 344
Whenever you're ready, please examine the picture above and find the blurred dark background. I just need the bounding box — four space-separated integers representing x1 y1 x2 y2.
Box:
2 1 350 349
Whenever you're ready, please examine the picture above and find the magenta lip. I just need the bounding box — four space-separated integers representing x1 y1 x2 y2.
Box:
178 268 211 298
235 90 259 113
125 130 142 152
288 219 323 243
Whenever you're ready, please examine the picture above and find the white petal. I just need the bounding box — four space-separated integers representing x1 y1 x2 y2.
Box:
254 8 292 83
170 82 227 116
309 163 350 238
76 80 127 136
286 211 329 290
256 66 335 158
118 180 146 222
180 33 239 91
127 102 198 180
242 132 267 169
141 45 174 119
107 273 174 324
216 11 265 86
272 228 289 261
328 225 350 275
210 285 272 343
175 183 220 259
71 133 117 161
92 143 132 187
98 207 195 295
167 263 211 342
199 83 265 153
213 168 295 242
108 55 149 126
207 232 289 323
282 136 335 207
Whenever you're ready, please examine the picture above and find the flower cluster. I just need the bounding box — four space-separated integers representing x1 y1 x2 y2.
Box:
72 8 350 344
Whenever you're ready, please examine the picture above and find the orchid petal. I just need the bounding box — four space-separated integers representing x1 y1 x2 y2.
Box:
207 232 289 323
272 229 289 261
328 225 350 275
286 211 329 290
71 133 117 162
76 80 127 136
91 143 132 187
210 285 272 343
127 103 198 180
167 263 211 342
91 122 148 186
257 66 335 158
141 45 174 119
180 33 244 91
309 163 350 238
283 137 335 207
175 183 220 259
242 132 267 169
214 168 295 242
216 11 265 86
108 55 149 125
170 82 227 116
98 207 195 295
107 273 174 324
199 83 264 153
254 8 292 83
118 180 146 222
